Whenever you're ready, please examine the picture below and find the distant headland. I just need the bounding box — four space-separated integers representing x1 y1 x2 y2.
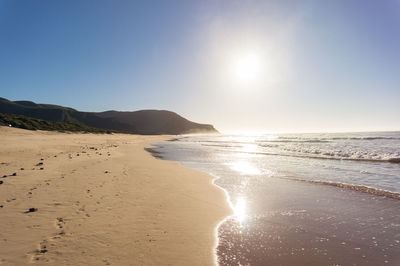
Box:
0 97 218 135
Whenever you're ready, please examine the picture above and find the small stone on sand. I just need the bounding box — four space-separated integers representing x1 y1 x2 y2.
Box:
24 208 38 213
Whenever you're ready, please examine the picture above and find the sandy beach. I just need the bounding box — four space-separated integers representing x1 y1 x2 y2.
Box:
0 127 231 265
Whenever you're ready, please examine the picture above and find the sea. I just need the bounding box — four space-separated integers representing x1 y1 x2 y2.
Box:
149 131 400 265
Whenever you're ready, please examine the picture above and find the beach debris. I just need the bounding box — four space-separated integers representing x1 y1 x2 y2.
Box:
20 168 24 170
2 175 7 178
40 158 44 161
104 171 109 174
24 208 38 213
36 162 43 166
39 167 44 170
0 180 3 184
11 172 16 176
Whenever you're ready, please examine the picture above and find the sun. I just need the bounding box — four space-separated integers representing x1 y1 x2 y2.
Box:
233 52 261 84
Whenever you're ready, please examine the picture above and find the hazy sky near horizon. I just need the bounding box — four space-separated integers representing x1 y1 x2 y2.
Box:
1 0 399 133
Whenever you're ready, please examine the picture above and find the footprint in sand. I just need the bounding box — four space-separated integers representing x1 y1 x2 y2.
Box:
55 217 66 229
30 240 49 262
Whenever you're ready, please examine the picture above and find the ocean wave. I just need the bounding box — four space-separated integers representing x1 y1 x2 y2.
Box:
257 139 330 143
233 150 400 164
262 144 400 163
277 136 400 141
202 143 243 148
281 177 400 200
196 140 255 145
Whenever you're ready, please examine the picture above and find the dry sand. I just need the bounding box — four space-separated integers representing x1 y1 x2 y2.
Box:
0 127 231 265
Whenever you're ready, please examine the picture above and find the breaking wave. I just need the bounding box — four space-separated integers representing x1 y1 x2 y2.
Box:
233 150 400 164
282 177 400 200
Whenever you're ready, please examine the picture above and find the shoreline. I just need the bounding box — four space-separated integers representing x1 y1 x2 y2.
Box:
0 127 231 265
152 137 400 265
146 142 235 266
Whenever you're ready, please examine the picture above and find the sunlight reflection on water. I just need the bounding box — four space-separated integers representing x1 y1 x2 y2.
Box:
228 161 261 175
233 197 247 224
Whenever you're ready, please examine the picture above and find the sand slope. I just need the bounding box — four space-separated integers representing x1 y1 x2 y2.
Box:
0 127 231 265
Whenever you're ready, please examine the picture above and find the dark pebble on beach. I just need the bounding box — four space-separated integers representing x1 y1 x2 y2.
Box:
20 168 24 170
11 173 16 176
24 208 38 213
39 168 44 170
40 158 44 161
104 171 109 174
0 180 3 184
36 162 43 166
2 175 7 178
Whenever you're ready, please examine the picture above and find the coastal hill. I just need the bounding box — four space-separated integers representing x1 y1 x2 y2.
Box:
0 97 218 134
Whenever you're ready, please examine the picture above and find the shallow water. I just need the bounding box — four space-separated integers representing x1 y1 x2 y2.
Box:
151 132 400 265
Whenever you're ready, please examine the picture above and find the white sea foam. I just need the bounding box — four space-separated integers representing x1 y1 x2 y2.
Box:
157 131 400 194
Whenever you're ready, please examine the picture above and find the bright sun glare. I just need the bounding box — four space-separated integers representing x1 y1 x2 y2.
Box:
233 52 261 84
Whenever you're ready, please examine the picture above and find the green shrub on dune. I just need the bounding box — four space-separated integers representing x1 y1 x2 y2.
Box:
0 113 115 133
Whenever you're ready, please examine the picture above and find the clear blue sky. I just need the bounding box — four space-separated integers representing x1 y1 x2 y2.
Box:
1 0 399 132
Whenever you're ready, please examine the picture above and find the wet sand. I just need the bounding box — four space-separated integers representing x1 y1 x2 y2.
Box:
0 127 231 265
217 177 400 266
